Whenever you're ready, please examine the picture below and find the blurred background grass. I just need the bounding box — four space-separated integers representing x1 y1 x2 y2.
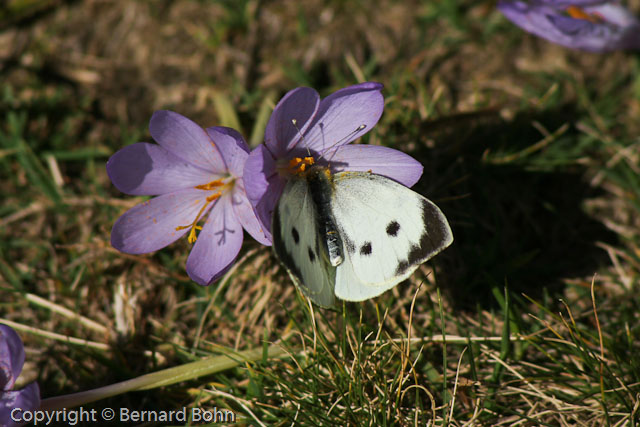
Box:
1 0 640 425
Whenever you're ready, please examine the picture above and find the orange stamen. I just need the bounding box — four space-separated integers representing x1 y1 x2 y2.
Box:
566 6 603 23
175 179 229 243
195 178 225 191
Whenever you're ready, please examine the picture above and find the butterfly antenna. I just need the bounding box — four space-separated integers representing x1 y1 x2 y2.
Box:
291 119 313 158
324 124 367 164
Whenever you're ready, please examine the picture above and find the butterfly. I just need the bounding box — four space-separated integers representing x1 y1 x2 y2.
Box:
272 165 453 307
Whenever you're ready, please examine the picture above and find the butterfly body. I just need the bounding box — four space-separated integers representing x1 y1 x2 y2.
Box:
306 167 344 267
273 165 453 307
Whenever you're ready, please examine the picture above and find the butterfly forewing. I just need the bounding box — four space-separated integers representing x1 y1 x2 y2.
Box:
330 172 453 301
272 176 336 307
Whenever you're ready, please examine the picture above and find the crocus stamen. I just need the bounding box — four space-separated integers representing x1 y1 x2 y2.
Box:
176 192 222 243
195 178 225 191
175 179 231 243
566 6 604 23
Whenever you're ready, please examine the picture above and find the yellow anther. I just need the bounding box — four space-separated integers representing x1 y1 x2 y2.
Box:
186 225 203 244
288 156 315 175
195 178 225 191
566 6 603 23
175 180 228 244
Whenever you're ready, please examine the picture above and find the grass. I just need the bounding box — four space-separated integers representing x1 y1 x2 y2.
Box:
1 0 640 425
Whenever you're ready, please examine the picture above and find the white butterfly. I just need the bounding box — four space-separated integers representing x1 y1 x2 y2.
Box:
272 165 453 307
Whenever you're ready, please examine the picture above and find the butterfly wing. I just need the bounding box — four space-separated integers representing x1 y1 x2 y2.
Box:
272 177 336 307
330 172 453 301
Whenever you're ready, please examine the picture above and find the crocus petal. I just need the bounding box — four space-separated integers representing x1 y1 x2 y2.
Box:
498 0 640 52
106 143 218 196
206 127 250 178
252 175 286 236
0 383 40 427
0 325 24 391
538 0 609 5
587 3 637 26
264 87 319 157
302 82 384 154
111 189 212 254
328 144 424 188
186 194 243 285
499 1 571 43
204 128 271 243
242 144 283 239
586 4 640 50
544 9 635 51
244 144 278 208
149 110 226 172
232 179 272 245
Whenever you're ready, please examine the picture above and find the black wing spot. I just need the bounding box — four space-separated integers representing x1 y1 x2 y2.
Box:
308 247 316 263
292 227 300 244
360 242 372 256
386 221 400 237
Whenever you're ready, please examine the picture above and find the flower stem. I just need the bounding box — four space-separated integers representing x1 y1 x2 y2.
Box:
39 343 285 411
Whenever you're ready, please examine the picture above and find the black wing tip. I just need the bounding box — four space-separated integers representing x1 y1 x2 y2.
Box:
420 198 454 248
394 199 453 276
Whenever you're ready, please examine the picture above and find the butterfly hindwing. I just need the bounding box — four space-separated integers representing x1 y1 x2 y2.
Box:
330 171 453 301
272 176 336 307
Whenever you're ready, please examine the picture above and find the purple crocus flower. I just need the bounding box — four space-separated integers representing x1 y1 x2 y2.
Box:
243 82 424 238
1 325 40 427
498 0 640 52
107 111 270 285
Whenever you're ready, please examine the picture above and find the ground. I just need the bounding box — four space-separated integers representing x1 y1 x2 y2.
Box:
1 0 640 425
